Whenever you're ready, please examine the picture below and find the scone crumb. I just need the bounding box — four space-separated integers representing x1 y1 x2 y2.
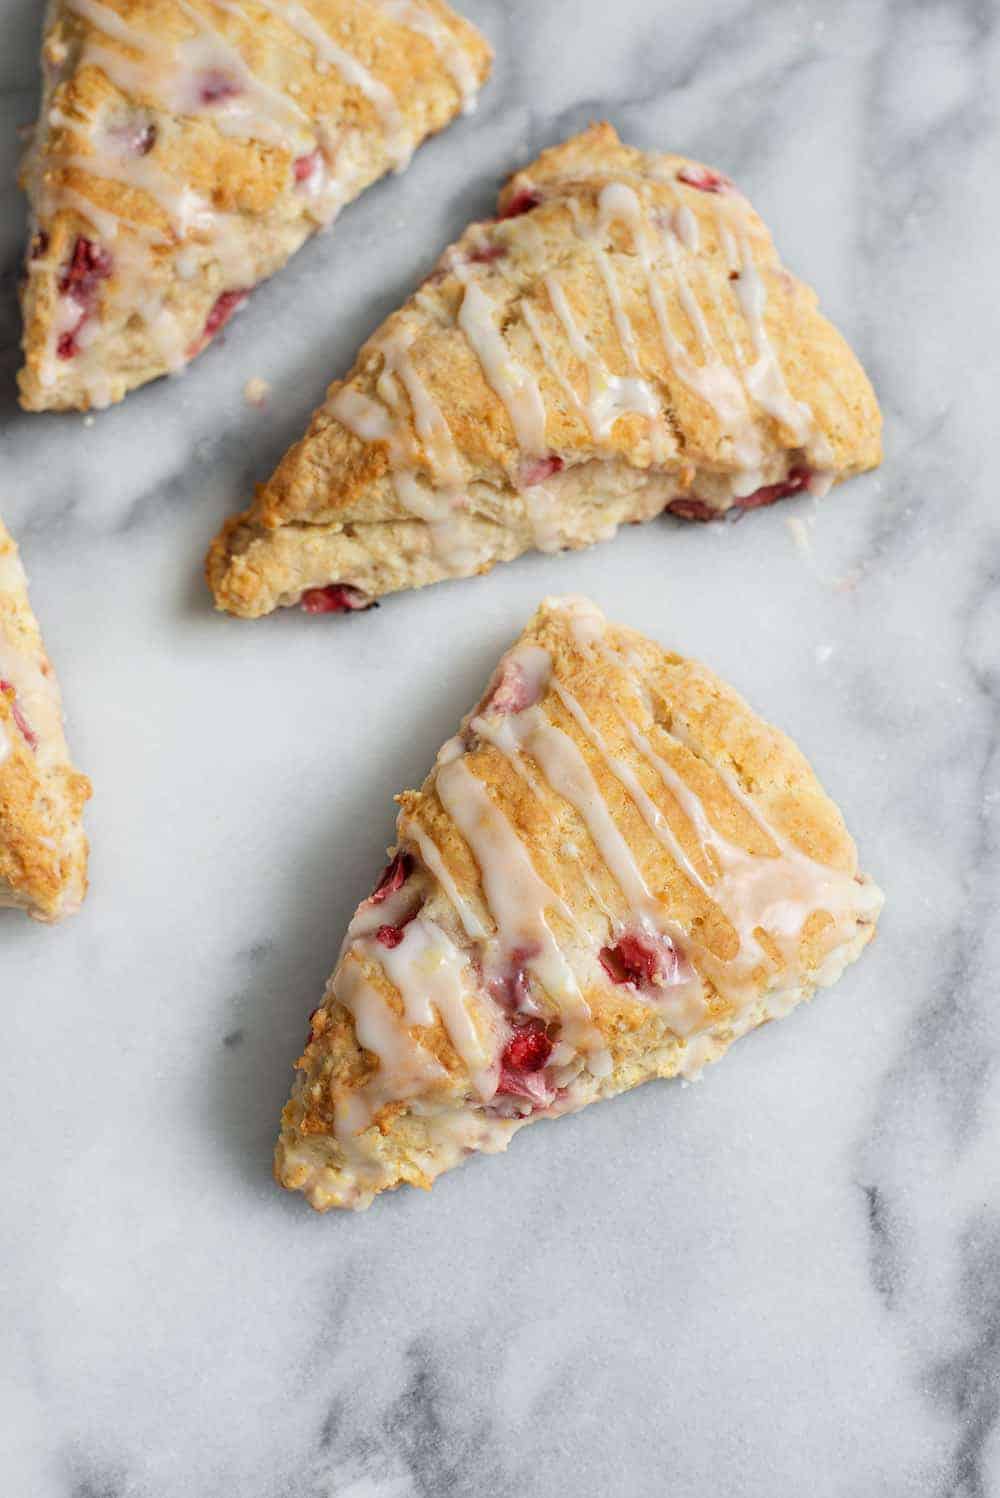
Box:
244 377 271 409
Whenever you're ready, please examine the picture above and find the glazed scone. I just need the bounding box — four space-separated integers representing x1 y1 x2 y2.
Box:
0 520 91 921
276 596 883 1211
19 0 492 411
208 121 881 619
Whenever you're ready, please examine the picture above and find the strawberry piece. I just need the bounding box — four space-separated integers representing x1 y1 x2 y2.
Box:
665 497 720 523
202 289 249 343
60 237 112 307
375 924 406 948
467 242 507 265
734 468 812 512
599 931 685 990
56 332 79 360
520 455 564 488
370 852 413 904
487 946 539 1013
502 1019 553 1073
481 659 544 717
293 148 321 184
198 70 242 105
676 165 732 194
0 680 38 752
300 583 373 614
500 187 541 219
496 1019 556 1106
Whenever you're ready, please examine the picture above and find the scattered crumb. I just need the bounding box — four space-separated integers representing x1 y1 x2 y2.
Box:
82 414 95 428
785 513 815 563
243 376 271 408
815 643 835 666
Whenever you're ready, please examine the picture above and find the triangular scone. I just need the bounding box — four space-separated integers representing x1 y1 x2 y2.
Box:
19 0 492 412
208 121 881 619
0 521 91 920
276 596 882 1211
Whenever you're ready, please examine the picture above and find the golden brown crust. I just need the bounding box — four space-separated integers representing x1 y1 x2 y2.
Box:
19 0 492 411
0 519 91 921
208 121 882 619
275 596 882 1210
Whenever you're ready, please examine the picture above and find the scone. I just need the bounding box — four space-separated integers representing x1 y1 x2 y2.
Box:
0 520 91 921
276 596 882 1211
208 122 881 619
19 0 492 411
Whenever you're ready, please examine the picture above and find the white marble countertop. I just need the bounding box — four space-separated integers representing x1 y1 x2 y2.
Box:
3 1 998 1493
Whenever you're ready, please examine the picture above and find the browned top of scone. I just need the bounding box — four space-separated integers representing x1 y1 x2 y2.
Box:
291 595 879 1141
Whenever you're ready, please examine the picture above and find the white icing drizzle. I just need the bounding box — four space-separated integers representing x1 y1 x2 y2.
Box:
543 272 660 440
373 918 497 1099
372 0 481 113
473 694 707 1036
597 182 762 469
456 275 548 457
397 818 489 940
329 324 484 568
234 0 411 166
377 324 463 486
65 0 150 48
331 955 447 1146
730 233 834 465
328 385 394 441
435 755 606 1059
565 195 672 466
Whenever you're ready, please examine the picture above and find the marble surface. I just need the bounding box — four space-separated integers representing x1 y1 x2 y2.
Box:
2 0 998 1492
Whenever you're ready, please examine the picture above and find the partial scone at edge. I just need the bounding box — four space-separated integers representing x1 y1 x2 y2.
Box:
275 595 882 1211
0 520 91 921
209 122 881 619
19 0 492 412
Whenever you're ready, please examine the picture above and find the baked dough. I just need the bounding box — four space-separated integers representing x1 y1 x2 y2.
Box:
0 520 91 921
276 595 883 1210
19 0 492 411
209 122 882 619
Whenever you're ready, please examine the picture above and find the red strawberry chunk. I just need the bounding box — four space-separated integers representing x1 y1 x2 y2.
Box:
676 165 732 194
496 1019 556 1106
665 497 720 523
60 237 113 307
520 455 564 488
0 680 38 752
370 851 413 904
56 332 80 361
600 931 685 991
487 945 538 1013
503 1019 552 1073
300 583 373 615
467 242 507 265
376 924 406 948
481 658 544 717
500 187 541 219
198 70 242 105
734 468 812 512
202 288 249 343
293 148 322 184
